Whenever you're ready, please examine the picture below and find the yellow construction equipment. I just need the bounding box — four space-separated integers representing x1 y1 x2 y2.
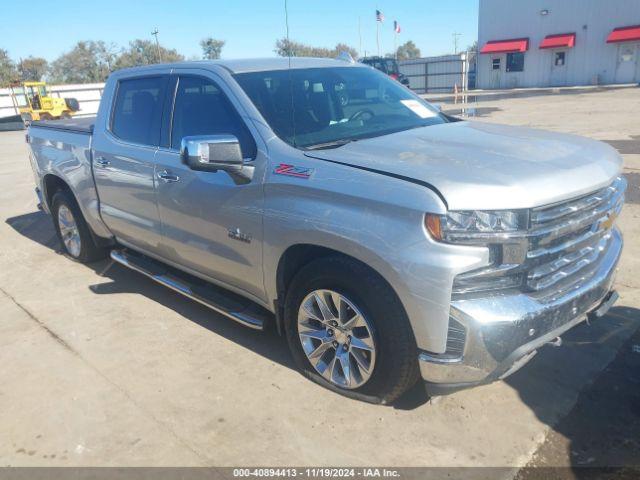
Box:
9 81 80 123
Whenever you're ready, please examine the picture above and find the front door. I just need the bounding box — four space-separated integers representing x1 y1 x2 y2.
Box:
490 56 502 89
615 43 639 84
92 74 169 253
153 72 266 301
549 50 568 86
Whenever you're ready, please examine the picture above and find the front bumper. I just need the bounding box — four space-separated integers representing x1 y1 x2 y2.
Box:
419 228 623 395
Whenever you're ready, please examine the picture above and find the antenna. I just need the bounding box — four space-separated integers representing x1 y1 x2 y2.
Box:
358 17 362 58
284 0 296 147
452 32 462 54
151 28 163 63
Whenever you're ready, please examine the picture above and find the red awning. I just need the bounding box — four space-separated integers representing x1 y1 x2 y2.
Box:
540 33 576 49
607 25 640 43
480 38 529 54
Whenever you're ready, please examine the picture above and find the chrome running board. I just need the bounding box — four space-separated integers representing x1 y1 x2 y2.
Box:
110 249 268 330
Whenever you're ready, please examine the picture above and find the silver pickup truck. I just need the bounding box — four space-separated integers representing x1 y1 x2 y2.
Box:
27 58 625 403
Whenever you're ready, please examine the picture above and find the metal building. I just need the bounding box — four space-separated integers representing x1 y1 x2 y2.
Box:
477 0 640 89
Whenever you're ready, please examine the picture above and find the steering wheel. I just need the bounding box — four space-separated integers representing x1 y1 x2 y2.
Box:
348 108 375 122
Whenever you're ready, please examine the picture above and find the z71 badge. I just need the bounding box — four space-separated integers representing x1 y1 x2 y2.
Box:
274 163 314 179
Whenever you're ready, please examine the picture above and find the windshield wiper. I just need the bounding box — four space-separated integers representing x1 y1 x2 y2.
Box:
304 138 357 150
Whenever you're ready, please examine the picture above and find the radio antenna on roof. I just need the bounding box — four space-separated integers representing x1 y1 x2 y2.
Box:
284 0 296 147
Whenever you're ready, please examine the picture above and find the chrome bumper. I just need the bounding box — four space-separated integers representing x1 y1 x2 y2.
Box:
419 228 622 395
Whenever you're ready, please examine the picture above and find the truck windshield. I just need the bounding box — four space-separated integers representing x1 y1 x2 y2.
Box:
234 66 446 149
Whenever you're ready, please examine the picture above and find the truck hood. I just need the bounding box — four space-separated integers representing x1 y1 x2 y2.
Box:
305 121 622 210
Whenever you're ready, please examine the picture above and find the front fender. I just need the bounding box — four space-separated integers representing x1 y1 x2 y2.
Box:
262 154 487 352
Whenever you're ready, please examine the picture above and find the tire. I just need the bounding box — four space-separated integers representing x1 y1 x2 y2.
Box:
284 256 420 404
51 190 108 263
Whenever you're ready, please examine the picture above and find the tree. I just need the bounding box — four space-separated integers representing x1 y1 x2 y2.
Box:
114 39 184 69
18 56 48 81
395 40 421 61
0 49 17 87
274 38 358 59
49 41 115 84
200 38 225 60
334 43 359 60
465 40 478 63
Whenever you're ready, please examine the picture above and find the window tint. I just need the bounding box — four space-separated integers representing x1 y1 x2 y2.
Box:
506 53 524 72
171 76 256 158
111 76 167 146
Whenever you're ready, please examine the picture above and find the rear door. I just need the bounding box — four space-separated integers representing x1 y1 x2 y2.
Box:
93 74 169 252
153 71 266 301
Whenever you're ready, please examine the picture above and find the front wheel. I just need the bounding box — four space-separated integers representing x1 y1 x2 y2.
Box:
284 256 419 404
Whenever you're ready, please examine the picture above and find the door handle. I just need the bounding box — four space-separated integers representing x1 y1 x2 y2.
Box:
157 170 180 183
95 157 110 168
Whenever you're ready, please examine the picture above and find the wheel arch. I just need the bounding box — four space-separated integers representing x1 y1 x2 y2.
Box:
273 243 406 335
42 173 73 211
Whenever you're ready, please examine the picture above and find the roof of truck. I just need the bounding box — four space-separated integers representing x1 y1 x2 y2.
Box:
115 57 365 75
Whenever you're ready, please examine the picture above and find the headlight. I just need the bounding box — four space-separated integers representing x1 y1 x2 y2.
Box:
425 210 531 295
425 210 529 244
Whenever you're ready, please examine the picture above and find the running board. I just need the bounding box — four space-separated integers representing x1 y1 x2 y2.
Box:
110 249 269 330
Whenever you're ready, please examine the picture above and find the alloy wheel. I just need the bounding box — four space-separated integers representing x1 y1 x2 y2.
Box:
57 204 81 258
297 289 376 389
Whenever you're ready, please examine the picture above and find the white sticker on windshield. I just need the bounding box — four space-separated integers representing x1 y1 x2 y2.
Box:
400 99 437 119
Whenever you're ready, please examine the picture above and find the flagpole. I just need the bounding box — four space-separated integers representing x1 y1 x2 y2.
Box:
376 20 380 56
394 27 397 59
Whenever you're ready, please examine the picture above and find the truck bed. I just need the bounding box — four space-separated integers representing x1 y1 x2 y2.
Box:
30 116 95 134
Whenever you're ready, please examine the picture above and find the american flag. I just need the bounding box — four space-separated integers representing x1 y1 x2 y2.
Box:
376 9 384 22
394 20 401 33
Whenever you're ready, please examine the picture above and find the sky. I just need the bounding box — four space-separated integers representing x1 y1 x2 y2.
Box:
2 0 479 62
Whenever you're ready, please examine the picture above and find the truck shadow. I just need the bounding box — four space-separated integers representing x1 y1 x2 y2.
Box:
5 210 295 374
507 306 640 476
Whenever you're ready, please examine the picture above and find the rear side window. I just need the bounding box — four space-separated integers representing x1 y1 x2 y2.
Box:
170 76 256 158
111 76 168 146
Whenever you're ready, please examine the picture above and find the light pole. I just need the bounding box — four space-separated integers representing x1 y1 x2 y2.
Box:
452 32 461 54
151 28 162 63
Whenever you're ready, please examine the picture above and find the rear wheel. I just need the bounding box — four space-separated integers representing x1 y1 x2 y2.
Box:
284 256 419 404
51 190 107 263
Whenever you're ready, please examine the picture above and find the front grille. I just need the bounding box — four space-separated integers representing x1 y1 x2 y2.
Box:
526 177 625 297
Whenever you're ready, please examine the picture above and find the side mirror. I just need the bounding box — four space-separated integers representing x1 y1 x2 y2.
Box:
180 135 243 173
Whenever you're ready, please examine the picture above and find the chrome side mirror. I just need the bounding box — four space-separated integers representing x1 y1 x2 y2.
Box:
180 135 243 173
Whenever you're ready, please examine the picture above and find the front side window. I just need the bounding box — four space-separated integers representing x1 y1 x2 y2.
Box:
111 76 168 146
12 86 28 107
506 52 524 72
234 66 446 149
170 76 256 159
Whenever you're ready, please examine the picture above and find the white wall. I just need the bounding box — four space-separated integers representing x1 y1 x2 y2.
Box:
0 83 104 119
477 0 640 89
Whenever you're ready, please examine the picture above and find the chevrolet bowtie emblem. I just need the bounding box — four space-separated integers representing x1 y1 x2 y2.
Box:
601 211 619 231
